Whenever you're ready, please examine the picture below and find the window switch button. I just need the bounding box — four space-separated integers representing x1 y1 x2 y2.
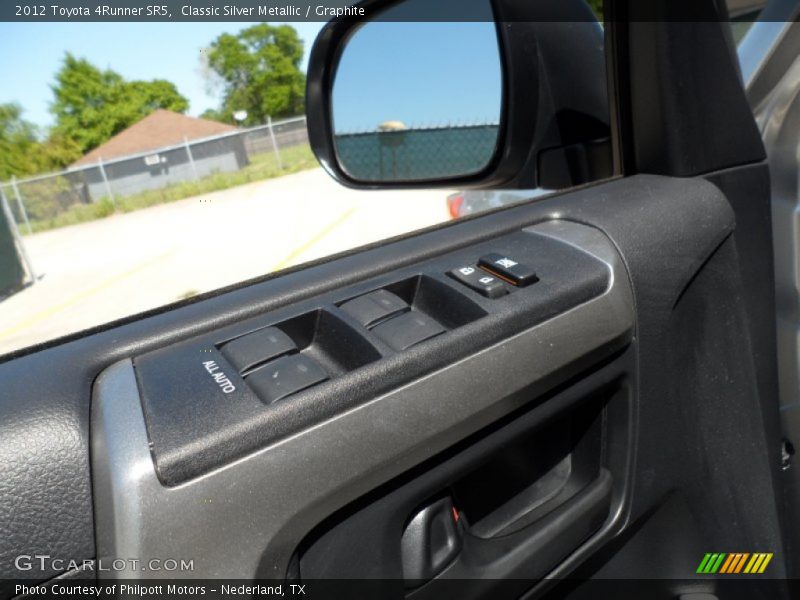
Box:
478 253 539 287
340 289 408 328
448 266 508 298
220 326 296 373
246 354 328 404
372 311 446 351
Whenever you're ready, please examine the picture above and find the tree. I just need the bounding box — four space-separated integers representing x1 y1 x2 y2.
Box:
205 24 306 125
51 53 189 155
199 108 226 123
0 103 77 180
0 103 40 180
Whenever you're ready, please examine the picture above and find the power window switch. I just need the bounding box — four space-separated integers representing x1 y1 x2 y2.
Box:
220 326 296 373
340 289 408 328
448 266 508 299
478 253 539 287
246 354 328 404
373 311 446 351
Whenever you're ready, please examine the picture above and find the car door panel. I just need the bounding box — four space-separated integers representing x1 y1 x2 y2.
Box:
82 169 782 598
93 217 632 574
2 168 771 593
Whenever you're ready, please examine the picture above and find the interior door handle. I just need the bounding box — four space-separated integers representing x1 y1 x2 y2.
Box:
409 469 613 599
401 496 465 584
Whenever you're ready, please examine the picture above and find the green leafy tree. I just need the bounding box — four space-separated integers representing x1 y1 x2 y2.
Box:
51 53 189 155
199 108 226 123
205 24 306 125
38 132 82 168
0 103 41 179
0 103 78 179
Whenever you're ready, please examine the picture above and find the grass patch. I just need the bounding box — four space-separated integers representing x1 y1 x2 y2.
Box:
25 144 318 234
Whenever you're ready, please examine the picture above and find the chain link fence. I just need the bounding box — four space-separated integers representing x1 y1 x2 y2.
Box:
0 116 309 235
335 123 499 182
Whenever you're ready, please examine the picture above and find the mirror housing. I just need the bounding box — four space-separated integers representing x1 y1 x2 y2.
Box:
306 0 613 190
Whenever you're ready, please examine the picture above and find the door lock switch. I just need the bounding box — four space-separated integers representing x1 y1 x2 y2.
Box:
373 311 446 351
340 289 408 328
448 265 508 298
478 253 539 287
246 354 328 404
220 326 296 373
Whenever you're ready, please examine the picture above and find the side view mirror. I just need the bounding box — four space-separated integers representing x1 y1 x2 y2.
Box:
306 0 613 190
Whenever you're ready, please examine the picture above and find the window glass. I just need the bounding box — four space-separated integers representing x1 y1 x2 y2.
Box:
0 2 611 356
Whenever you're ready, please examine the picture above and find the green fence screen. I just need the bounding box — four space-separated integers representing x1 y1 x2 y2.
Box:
335 125 499 182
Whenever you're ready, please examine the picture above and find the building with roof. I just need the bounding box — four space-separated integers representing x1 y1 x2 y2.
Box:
70 109 248 201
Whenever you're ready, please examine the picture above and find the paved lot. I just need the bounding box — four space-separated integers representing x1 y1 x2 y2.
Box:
0 168 450 355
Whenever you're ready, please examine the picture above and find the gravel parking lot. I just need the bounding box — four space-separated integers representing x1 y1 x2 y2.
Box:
0 168 450 355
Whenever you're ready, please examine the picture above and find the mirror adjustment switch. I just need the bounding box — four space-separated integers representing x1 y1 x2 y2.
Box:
478 253 539 287
448 265 508 298
340 289 408 328
220 326 296 373
373 311 445 351
246 354 328 404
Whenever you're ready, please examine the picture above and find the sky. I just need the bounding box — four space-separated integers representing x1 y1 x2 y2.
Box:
333 21 502 132
0 21 325 129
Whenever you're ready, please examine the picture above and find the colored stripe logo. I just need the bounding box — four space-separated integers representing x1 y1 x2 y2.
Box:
697 553 773 574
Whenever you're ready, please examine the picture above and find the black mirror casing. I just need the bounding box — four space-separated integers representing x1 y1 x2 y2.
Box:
306 0 612 190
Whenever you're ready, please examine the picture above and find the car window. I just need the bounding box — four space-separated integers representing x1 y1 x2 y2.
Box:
0 2 613 357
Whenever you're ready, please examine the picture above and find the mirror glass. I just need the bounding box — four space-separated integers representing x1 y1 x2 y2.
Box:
331 0 502 182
